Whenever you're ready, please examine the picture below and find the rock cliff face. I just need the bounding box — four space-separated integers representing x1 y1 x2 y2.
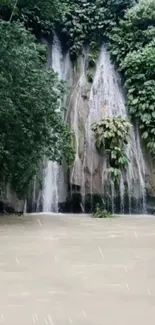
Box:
66 42 155 214
64 44 148 214
0 185 24 214
3 36 155 214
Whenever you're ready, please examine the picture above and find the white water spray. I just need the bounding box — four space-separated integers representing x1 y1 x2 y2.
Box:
43 36 71 212
85 45 146 213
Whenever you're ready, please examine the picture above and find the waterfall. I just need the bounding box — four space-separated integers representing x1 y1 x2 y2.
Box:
43 161 59 212
34 41 147 214
85 45 146 213
43 36 71 212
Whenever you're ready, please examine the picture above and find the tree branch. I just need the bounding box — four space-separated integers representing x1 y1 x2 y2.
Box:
9 0 18 22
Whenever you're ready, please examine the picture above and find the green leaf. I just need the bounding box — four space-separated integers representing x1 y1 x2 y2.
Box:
132 98 139 105
142 132 148 139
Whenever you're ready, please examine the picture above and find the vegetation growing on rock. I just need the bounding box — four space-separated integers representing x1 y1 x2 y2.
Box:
109 0 155 155
93 205 113 219
60 0 134 58
91 116 131 181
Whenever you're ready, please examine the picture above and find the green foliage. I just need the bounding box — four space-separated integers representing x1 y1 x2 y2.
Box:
0 0 15 22
91 116 131 181
18 0 68 34
0 21 75 197
18 0 65 21
88 42 100 68
109 0 155 67
0 0 134 54
60 0 134 57
93 204 113 218
123 43 155 154
0 0 14 6
108 167 121 179
109 0 155 155
0 0 68 35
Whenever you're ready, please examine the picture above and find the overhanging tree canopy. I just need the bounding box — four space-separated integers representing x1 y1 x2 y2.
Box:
0 21 74 197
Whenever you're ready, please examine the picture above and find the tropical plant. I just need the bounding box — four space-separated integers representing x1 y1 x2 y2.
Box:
109 0 155 67
60 0 134 57
123 43 155 154
93 204 113 218
91 116 131 180
0 0 135 54
0 21 75 198
108 0 155 156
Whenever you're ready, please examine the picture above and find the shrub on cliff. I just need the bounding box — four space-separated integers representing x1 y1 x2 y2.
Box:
109 0 155 155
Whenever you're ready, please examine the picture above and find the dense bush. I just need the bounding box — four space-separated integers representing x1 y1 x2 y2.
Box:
109 0 155 66
109 0 155 155
61 0 134 57
91 116 131 181
0 0 134 54
123 42 155 154
0 21 74 197
0 0 67 34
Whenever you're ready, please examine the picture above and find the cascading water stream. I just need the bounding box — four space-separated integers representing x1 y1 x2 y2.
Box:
43 36 71 212
38 40 146 214
85 45 146 213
